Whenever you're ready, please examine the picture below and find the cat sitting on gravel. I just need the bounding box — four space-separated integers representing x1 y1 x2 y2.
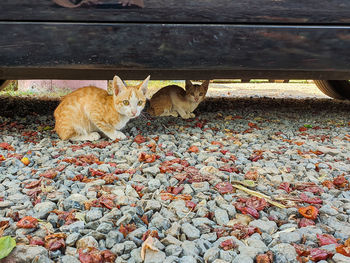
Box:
147 80 209 119
54 75 150 141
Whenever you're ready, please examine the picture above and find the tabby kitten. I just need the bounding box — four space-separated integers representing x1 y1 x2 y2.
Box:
148 80 209 119
54 75 150 141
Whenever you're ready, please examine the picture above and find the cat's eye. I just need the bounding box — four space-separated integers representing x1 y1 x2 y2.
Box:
199 92 204 96
123 100 129 105
137 100 143 106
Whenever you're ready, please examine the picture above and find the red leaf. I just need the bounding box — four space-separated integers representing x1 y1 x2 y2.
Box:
211 141 224 147
16 216 38 228
309 248 333 261
0 142 14 151
101 250 117 262
333 174 348 188
138 152 159 163
298 218 316 228
299 127 308 132
140 214 149 226
134 135 146 144
185 201 197 210
219 165 240 173
78 247 103 263
256 251 274 263
293 244 310 257
45 233 66 251
317 233 339 246
188 146 199 153
25 179 42 189
220 239 236 250
298 206 319 220
214 182 234 194
39 169 57 179
300 193 323 204
246 197 268 211
29 236 45 246
279 182 292 193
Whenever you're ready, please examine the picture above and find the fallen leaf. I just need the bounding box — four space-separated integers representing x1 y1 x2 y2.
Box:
298 206 319 220
20 157 30 166
0 236 16 259
134 134 146 144
215 182 234 194
16 216 38 229
141 236 159 260
317 233 339 246
188 145 199 153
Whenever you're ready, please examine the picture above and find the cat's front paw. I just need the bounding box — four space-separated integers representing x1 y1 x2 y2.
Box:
89 132 101 141
189 113 195 118
182 113 192 119
112 131 127 140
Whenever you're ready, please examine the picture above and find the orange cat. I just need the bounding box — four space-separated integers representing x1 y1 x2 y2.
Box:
148 80 209 119
54 75 150 141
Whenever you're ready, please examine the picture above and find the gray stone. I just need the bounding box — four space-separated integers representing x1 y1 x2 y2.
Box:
145 200 162 212
112 243 125 256
249 220 277 234
192 217 216 227
1 245 48 263
150 212 171 231
179 256 197 263
203 247 220 263
214 208 229 226
66 233 80 246
319 204 339 216
130 248 143 263
166 222 181 236
85 208 103 222
165 244 183 257
182 223 200 240
144 250 166 263
60 255 80 263
148 179 161 191
60 221 85 233
182 240 199 257
191 182 210 192
33 201 57 219
271 243 297 262
332 253 350 263
279 231 302 243
162 235 182 246
232 255 253 263
32 255 53 263
143 166 160 175
220 250 237 262
96 222 114 234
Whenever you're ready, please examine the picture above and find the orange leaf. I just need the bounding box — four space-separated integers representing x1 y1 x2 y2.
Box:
188 146 199 153
298 206 319 220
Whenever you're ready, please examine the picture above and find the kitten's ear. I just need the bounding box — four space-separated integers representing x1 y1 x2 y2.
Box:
113 75 127 96
201 80 210 89
138 75 150 95
185 80 193 89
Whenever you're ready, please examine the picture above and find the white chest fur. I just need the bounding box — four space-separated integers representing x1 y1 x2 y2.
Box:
115 115 130 130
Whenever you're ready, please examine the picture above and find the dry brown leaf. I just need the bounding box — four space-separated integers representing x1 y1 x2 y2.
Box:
141 236 159 260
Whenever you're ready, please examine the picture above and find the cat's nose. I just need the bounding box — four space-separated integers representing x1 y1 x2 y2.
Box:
131 110 137 116
195 98 199 102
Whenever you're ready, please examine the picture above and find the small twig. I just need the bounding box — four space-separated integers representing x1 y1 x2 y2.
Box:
232 184 286 209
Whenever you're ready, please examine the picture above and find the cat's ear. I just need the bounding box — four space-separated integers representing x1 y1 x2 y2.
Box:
138 75 150 95
112 75 127 96
185 80 193 89
201 80 210 91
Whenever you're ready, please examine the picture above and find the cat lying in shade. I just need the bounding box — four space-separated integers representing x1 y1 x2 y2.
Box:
147 80 209 119
54 75 150 141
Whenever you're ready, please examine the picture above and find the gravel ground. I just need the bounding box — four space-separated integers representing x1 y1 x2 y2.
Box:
0 94 350 263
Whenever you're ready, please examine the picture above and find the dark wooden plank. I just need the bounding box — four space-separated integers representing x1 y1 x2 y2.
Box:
1 23 350 79
1 0 350 24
